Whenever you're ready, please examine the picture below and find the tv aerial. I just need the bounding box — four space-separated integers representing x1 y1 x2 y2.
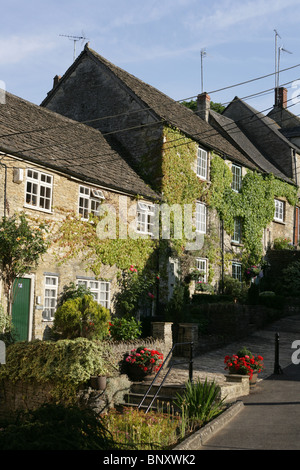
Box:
59 33 89 61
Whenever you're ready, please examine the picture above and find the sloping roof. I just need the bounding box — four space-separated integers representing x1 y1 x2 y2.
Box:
42 44 259 171
268 105 300 130
223 96 299 179
210 109 293 183
0 92 159 200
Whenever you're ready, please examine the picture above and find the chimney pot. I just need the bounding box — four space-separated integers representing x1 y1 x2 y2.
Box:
197 92 210 122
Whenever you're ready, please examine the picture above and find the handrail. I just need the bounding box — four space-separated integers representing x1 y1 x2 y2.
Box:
138 341 194 413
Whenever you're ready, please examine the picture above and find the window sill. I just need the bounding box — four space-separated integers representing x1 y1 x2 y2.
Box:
231 242 244 247
24 204 53 215
273 219 286 225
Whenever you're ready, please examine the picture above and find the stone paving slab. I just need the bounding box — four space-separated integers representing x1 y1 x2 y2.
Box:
157 314 300 388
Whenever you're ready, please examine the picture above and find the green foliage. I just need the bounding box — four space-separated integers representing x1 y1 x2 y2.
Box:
181 99 225 114
174 379 225 427
221 275 243 298
273 237 295 250
57 281 93 307
0 338 114 401
0 404 117 450
53 294 110 340
281 261 300 297
114 267 155 318
209 155 298 267
0 213 49 312
109 316 142 341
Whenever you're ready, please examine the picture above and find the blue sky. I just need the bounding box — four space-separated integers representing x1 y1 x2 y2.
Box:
2 0 300 116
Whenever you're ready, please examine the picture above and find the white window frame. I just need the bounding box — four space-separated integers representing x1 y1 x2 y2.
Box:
136 202 155 235
78 185 104 220
196 258 207 282
77 278 110 309
232 217 242 244
232 262 242 282
231 164 242 192
196 202 207 234
197 147 208 180
44 275 58 321
25 169 53 212
274 199 285 223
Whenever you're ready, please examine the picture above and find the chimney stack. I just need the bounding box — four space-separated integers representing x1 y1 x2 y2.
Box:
53 75 61 88
275 87 287 108
197 92 210 122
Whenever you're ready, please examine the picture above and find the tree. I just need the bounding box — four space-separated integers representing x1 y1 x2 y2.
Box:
0 213 49 315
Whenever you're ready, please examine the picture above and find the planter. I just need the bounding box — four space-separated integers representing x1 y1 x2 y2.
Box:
90 376 107 390
127 364 155 382
250 372 258 388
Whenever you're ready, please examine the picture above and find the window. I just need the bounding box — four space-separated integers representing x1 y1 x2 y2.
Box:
25 169 53 212
196 258 207 282
231 164 242 192
136 202 155 235
274 199 285 222
79 186 104 220
232 262 242 282
196 202 206 233
232 217 242 244
77 279 110 309
44 275 58 321
197 147 208 180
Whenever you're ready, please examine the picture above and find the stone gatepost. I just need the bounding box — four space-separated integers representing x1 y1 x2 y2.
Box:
151 322 173 362
177 323 198 357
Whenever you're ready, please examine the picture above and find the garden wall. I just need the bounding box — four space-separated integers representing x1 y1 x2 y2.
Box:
0 323 173 422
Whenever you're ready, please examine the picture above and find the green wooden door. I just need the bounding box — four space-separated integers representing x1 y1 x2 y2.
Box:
11 278 31 341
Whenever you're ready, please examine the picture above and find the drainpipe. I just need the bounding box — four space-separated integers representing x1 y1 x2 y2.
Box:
0 161 7 217
293 149 298 246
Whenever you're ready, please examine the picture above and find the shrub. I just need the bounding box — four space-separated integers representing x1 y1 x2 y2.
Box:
281 261 300 297
0 338 115 402
174 379 225 428
53 294 110 340
56 281 92 308
0 404 117 450
109 316 142 341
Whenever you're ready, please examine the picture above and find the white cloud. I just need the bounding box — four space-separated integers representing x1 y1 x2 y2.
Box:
0 35 57 65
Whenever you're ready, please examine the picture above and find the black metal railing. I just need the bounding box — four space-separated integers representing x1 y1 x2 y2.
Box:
138 341 194 413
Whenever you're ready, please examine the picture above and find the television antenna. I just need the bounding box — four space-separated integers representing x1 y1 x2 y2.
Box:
274 29 281 89
59 33 88 61
277 45 292 88
200 48 207 93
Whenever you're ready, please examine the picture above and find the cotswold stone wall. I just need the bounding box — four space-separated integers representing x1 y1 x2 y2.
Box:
0 323 173 421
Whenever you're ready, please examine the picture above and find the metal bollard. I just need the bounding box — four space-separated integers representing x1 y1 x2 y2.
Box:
274 332 283 374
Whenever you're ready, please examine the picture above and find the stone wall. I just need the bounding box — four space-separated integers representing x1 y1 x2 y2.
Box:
0 323 173 421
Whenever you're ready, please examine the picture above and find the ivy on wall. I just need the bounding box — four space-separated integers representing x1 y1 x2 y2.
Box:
208 154 298 267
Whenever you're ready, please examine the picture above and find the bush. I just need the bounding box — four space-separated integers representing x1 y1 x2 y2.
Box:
56 281 93 308
174 379 225 428
0 404 117 450
53 294 110 340
281 261 300 297
109 317 142 341
0 338 115 402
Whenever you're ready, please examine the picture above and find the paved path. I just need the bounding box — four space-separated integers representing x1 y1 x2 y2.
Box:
167 313 300 450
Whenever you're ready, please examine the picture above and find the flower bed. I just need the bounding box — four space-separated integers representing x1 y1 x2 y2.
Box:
224 347 264 380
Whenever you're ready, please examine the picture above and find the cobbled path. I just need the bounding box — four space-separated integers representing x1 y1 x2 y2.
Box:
157 314 300 386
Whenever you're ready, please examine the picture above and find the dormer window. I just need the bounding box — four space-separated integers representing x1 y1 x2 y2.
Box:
79 185 104 220
196 147 208 180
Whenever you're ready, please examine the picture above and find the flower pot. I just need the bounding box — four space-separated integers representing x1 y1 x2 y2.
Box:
127 364 155 382
250 372 258 388
90 376 107 390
